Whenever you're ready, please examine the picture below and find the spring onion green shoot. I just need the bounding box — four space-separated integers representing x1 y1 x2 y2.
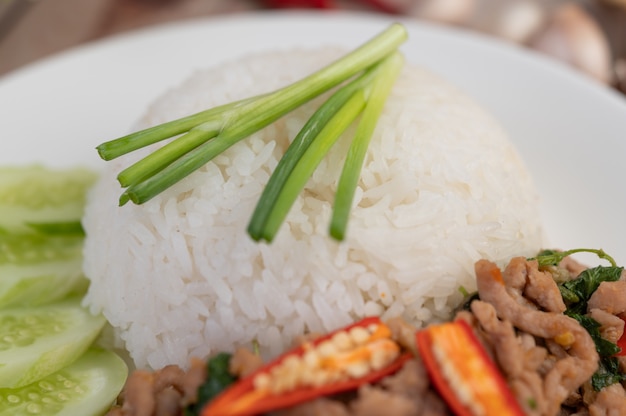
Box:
96 23 408 242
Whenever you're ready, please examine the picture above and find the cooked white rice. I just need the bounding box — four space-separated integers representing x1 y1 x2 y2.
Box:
82 47 544 370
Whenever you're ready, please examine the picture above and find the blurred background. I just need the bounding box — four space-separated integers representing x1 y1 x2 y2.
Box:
0 0 625 93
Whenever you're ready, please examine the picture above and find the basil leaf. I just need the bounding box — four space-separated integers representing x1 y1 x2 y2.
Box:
569 314 621 357
560 266 623 313
533 249 562 267
455 291 480 313
185 353 236 416
592 357 626 391
561 267 625 392
532 248 617 268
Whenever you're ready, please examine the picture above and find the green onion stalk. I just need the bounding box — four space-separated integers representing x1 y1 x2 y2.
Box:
96 23 408 242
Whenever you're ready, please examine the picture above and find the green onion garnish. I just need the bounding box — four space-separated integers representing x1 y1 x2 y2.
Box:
97 23 408 242
330 52 403 240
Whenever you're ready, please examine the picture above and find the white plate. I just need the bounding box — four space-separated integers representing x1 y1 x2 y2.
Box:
1 11 625 265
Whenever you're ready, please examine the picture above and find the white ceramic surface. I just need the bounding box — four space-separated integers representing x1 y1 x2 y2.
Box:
1 11 625 264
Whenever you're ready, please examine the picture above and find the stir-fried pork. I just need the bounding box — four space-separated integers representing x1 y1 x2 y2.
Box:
277 357 450 416
588 383 626 416
588 308 625 344
110 255 626 416
588 280 626 315
107 359 206 416
475 258 600 415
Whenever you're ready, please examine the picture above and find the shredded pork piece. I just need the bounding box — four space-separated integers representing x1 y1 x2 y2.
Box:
229 347 264 378
120 371 156 416
154 388 181 416
588 384 626 416
588 308 625 344
278 324 451 416
386 316 419 355
351 384 420 416
524 263 567 313
381 358 450 416
348 359 451 416
381 358 429 396
109 255 626 416
588 281 626 315
275 398 350 416
470 300 546 415
107 359 206 416
470 300 524 377
475 257 599 416
152 365 185 393
181 358 208 406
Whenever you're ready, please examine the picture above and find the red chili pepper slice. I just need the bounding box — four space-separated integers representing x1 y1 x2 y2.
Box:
262 0 402 13
357 0 404 14
202 316 411 416
416 319 525 416
263 0 334 8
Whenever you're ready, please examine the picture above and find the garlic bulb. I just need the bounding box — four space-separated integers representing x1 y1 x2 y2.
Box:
467 0 546 44
409 0 477 25
529 3 613 84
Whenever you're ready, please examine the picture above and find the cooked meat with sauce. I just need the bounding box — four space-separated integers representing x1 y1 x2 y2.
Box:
108 251 626 416
107 359 206 416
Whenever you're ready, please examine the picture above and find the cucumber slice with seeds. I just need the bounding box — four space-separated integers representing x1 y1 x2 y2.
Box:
0 232 86 307
0 166 97 234
0 165 96 306
0 348 127 416
0 298 106 388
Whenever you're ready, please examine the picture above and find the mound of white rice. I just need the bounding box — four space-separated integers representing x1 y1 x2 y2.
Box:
83 47 544 370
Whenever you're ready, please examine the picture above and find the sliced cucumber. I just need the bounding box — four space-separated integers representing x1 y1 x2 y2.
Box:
0 166 97 233
0 165 95 306
0 298 106 388
0 348 128 416
0 232 86 307
0 262 86 308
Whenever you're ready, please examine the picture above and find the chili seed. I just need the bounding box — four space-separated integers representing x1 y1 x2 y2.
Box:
303 350 320 368
331 331 354 351
317 340 338 357
349 326 370 345
345 361 370 378
253 373 271 390
370 340 399 370
282 355 302 370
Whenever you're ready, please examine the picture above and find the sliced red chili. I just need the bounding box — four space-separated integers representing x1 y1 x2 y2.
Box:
201 316 411 416
416 319 526 416
263 0 334 8
357 0 404 14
